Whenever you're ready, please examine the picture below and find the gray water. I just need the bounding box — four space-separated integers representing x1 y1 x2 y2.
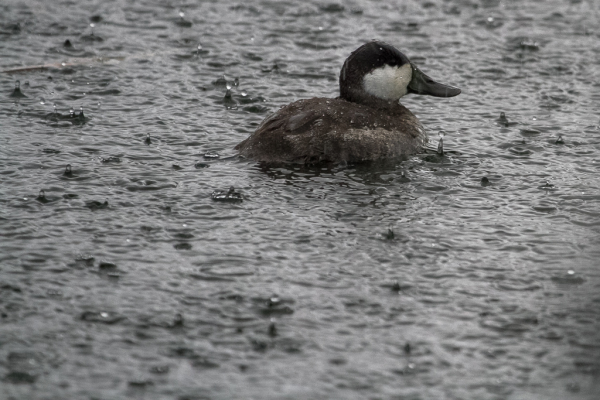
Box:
1 0 600 399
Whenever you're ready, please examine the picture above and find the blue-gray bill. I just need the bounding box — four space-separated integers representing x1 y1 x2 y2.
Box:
408 64 461 97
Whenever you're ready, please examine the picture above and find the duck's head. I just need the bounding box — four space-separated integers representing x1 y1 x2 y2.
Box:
339 41 461 107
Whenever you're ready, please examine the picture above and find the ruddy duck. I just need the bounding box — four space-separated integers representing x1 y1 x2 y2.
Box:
235 40 460 164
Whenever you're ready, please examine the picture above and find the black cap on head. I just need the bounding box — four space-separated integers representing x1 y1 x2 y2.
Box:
340 41 411 103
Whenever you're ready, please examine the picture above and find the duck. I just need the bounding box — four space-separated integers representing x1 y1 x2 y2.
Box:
235 40 460 164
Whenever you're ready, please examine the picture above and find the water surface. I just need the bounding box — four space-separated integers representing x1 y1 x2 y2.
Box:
1 0 600 399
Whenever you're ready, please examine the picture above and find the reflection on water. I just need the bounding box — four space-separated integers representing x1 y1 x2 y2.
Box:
1 0 600 399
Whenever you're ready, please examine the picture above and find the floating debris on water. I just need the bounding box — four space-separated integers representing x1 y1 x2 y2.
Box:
211 186 243 202
194 162 209 169
481 176 490 187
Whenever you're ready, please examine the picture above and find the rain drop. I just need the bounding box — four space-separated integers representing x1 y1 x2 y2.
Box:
268 320 277 337
437 137 444 156
498 112 509 127
224 88 237 109
64 164 73 177
10 80 26 98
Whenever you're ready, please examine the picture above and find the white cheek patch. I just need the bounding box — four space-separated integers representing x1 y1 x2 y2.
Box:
363 63 413 100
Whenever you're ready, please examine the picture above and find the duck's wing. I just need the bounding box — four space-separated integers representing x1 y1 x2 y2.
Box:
235 98 337 163
235 98 425 164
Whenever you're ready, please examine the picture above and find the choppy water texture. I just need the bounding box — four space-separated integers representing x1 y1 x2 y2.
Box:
1 0 600 399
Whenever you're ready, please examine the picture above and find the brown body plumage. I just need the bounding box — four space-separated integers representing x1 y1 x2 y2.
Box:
235 97 425 164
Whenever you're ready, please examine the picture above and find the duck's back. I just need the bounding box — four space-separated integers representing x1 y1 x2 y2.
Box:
235 97 427 164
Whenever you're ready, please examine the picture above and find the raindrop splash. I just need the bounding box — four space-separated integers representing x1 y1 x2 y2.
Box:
211 186 243 202
437 132 444 156
64 164 73 177
36 190 49 203
498 112 509 127
10 80 26 98
224 88 237 109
